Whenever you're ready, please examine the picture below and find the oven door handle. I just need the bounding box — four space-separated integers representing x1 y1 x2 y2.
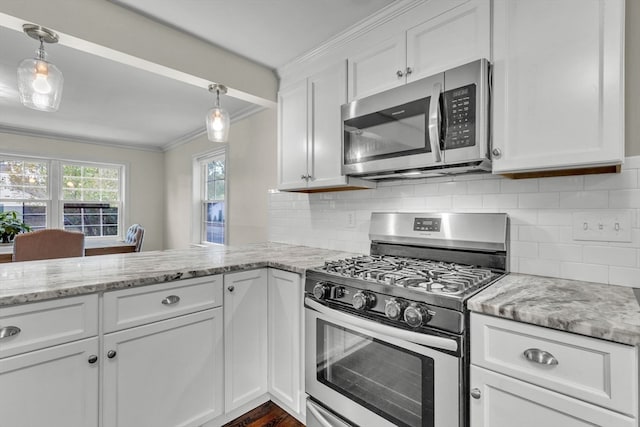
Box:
307 400 340 427
305 297 458 352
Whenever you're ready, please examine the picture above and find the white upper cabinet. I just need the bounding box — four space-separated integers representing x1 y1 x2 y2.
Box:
491 0 625 174
348 0 490 101
278 60 374 192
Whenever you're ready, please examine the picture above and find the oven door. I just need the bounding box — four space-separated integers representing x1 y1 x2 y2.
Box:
305 297 460 427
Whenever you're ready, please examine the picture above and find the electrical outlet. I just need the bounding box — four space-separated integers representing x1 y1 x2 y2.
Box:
572 210 632 242
346 211 356 228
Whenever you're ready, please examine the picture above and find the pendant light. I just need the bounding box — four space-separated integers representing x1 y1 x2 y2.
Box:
206 83 230 143
17 24 64 112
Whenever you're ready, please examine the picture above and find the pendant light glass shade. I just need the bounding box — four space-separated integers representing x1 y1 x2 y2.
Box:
17 25 63 112
206 84 230 143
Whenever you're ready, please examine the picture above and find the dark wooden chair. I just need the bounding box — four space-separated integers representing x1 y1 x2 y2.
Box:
13 229 85 262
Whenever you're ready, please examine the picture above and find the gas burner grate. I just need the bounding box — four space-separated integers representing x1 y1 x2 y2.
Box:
321 255 497 296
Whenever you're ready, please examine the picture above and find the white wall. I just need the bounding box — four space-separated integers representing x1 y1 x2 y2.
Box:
0 132 165 251
269 155 640 287
164 108 277 249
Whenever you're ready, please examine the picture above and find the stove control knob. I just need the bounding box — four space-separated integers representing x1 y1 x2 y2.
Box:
384 299 406 320
313 283 331 300
404 304 432 328
352 291 375 310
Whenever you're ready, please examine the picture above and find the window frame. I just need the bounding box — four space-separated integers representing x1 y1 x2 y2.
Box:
193 149 227 246
0 153 127 240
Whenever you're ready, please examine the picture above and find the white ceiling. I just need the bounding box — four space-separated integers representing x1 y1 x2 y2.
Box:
0 1 395 151
0 24 259 150
111 0 397 70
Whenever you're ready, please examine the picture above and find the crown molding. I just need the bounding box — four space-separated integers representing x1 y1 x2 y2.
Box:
277 0 426 79
0 125 164 152
161 104 265 152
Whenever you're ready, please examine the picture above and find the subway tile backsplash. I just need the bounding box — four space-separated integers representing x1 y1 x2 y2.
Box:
268 155 640 287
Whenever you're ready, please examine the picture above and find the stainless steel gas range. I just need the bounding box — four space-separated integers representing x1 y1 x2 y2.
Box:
304 212 508 427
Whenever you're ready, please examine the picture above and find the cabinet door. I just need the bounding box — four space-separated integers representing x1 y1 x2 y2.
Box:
470 365 636 427
278 79 309 190
0 337 99 427
268 269 302 416
492 0 624 174
102 309 224 427
406 0 490 81
347 32 405 101
224 269 268 412
308 60 350 189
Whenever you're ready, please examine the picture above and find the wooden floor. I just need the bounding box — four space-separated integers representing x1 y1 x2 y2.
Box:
223 401 305 427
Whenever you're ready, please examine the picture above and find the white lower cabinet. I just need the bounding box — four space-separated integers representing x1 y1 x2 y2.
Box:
224 269 268 412
470 365 636 427
102 309 224 427
0 337 99 427
470 313 638 427
267 268 303 419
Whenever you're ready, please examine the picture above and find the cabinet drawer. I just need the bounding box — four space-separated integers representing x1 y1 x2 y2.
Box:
103 275 222 332
470 365 636 427
471 313 638 417
0 294 98 359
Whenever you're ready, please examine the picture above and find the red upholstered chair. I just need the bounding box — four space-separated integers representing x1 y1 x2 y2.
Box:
12 229 85 262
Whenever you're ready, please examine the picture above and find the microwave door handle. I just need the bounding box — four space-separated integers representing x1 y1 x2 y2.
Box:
428 82 443 163
305 297 458 352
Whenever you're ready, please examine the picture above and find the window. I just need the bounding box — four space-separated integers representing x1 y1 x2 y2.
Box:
61 163 122 237
0 159 48 231
199 152 226 245
0 156 125 238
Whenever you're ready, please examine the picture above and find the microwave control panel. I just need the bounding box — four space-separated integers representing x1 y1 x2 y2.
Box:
443 83 476 149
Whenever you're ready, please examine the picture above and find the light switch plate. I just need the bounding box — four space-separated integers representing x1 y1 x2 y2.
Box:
572 210 632 242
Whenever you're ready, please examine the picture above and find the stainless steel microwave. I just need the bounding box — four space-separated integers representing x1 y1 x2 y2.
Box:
341 59 491 180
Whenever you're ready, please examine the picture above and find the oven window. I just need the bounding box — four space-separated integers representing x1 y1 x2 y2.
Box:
343 98 431 164
316 319 434 427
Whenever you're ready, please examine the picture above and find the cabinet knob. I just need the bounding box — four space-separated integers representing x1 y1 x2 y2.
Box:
491 148 502 158
406 67 413 75
228 285 235 293
107 350 117 359
88 355 98 364
396 69 404 78
0 325 21 339
470 388 482 399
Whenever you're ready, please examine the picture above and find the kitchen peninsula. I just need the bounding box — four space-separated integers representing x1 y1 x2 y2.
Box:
1 243 639 427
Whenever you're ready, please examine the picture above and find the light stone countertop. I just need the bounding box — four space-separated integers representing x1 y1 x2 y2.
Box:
0 242 360 307
467 273 640 347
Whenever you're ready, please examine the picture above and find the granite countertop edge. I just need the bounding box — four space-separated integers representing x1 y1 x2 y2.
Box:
0 242 360 308
467 273 640 347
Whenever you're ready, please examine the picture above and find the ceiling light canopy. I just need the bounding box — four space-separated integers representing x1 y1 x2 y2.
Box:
206 83 230 143
17 24 64 112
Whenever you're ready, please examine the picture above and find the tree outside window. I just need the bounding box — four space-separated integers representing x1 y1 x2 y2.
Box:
0 156 124 238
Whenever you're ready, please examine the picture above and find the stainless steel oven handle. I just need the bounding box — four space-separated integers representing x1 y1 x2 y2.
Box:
428 82 443 163
305 297 458 352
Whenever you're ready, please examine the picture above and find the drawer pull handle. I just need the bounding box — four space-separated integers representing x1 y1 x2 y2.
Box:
107 350 117 359
228 285 235 292
470 388 481 399
88 355 98 364
161 295 180 305
0 326 21 339
523 348 558 366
